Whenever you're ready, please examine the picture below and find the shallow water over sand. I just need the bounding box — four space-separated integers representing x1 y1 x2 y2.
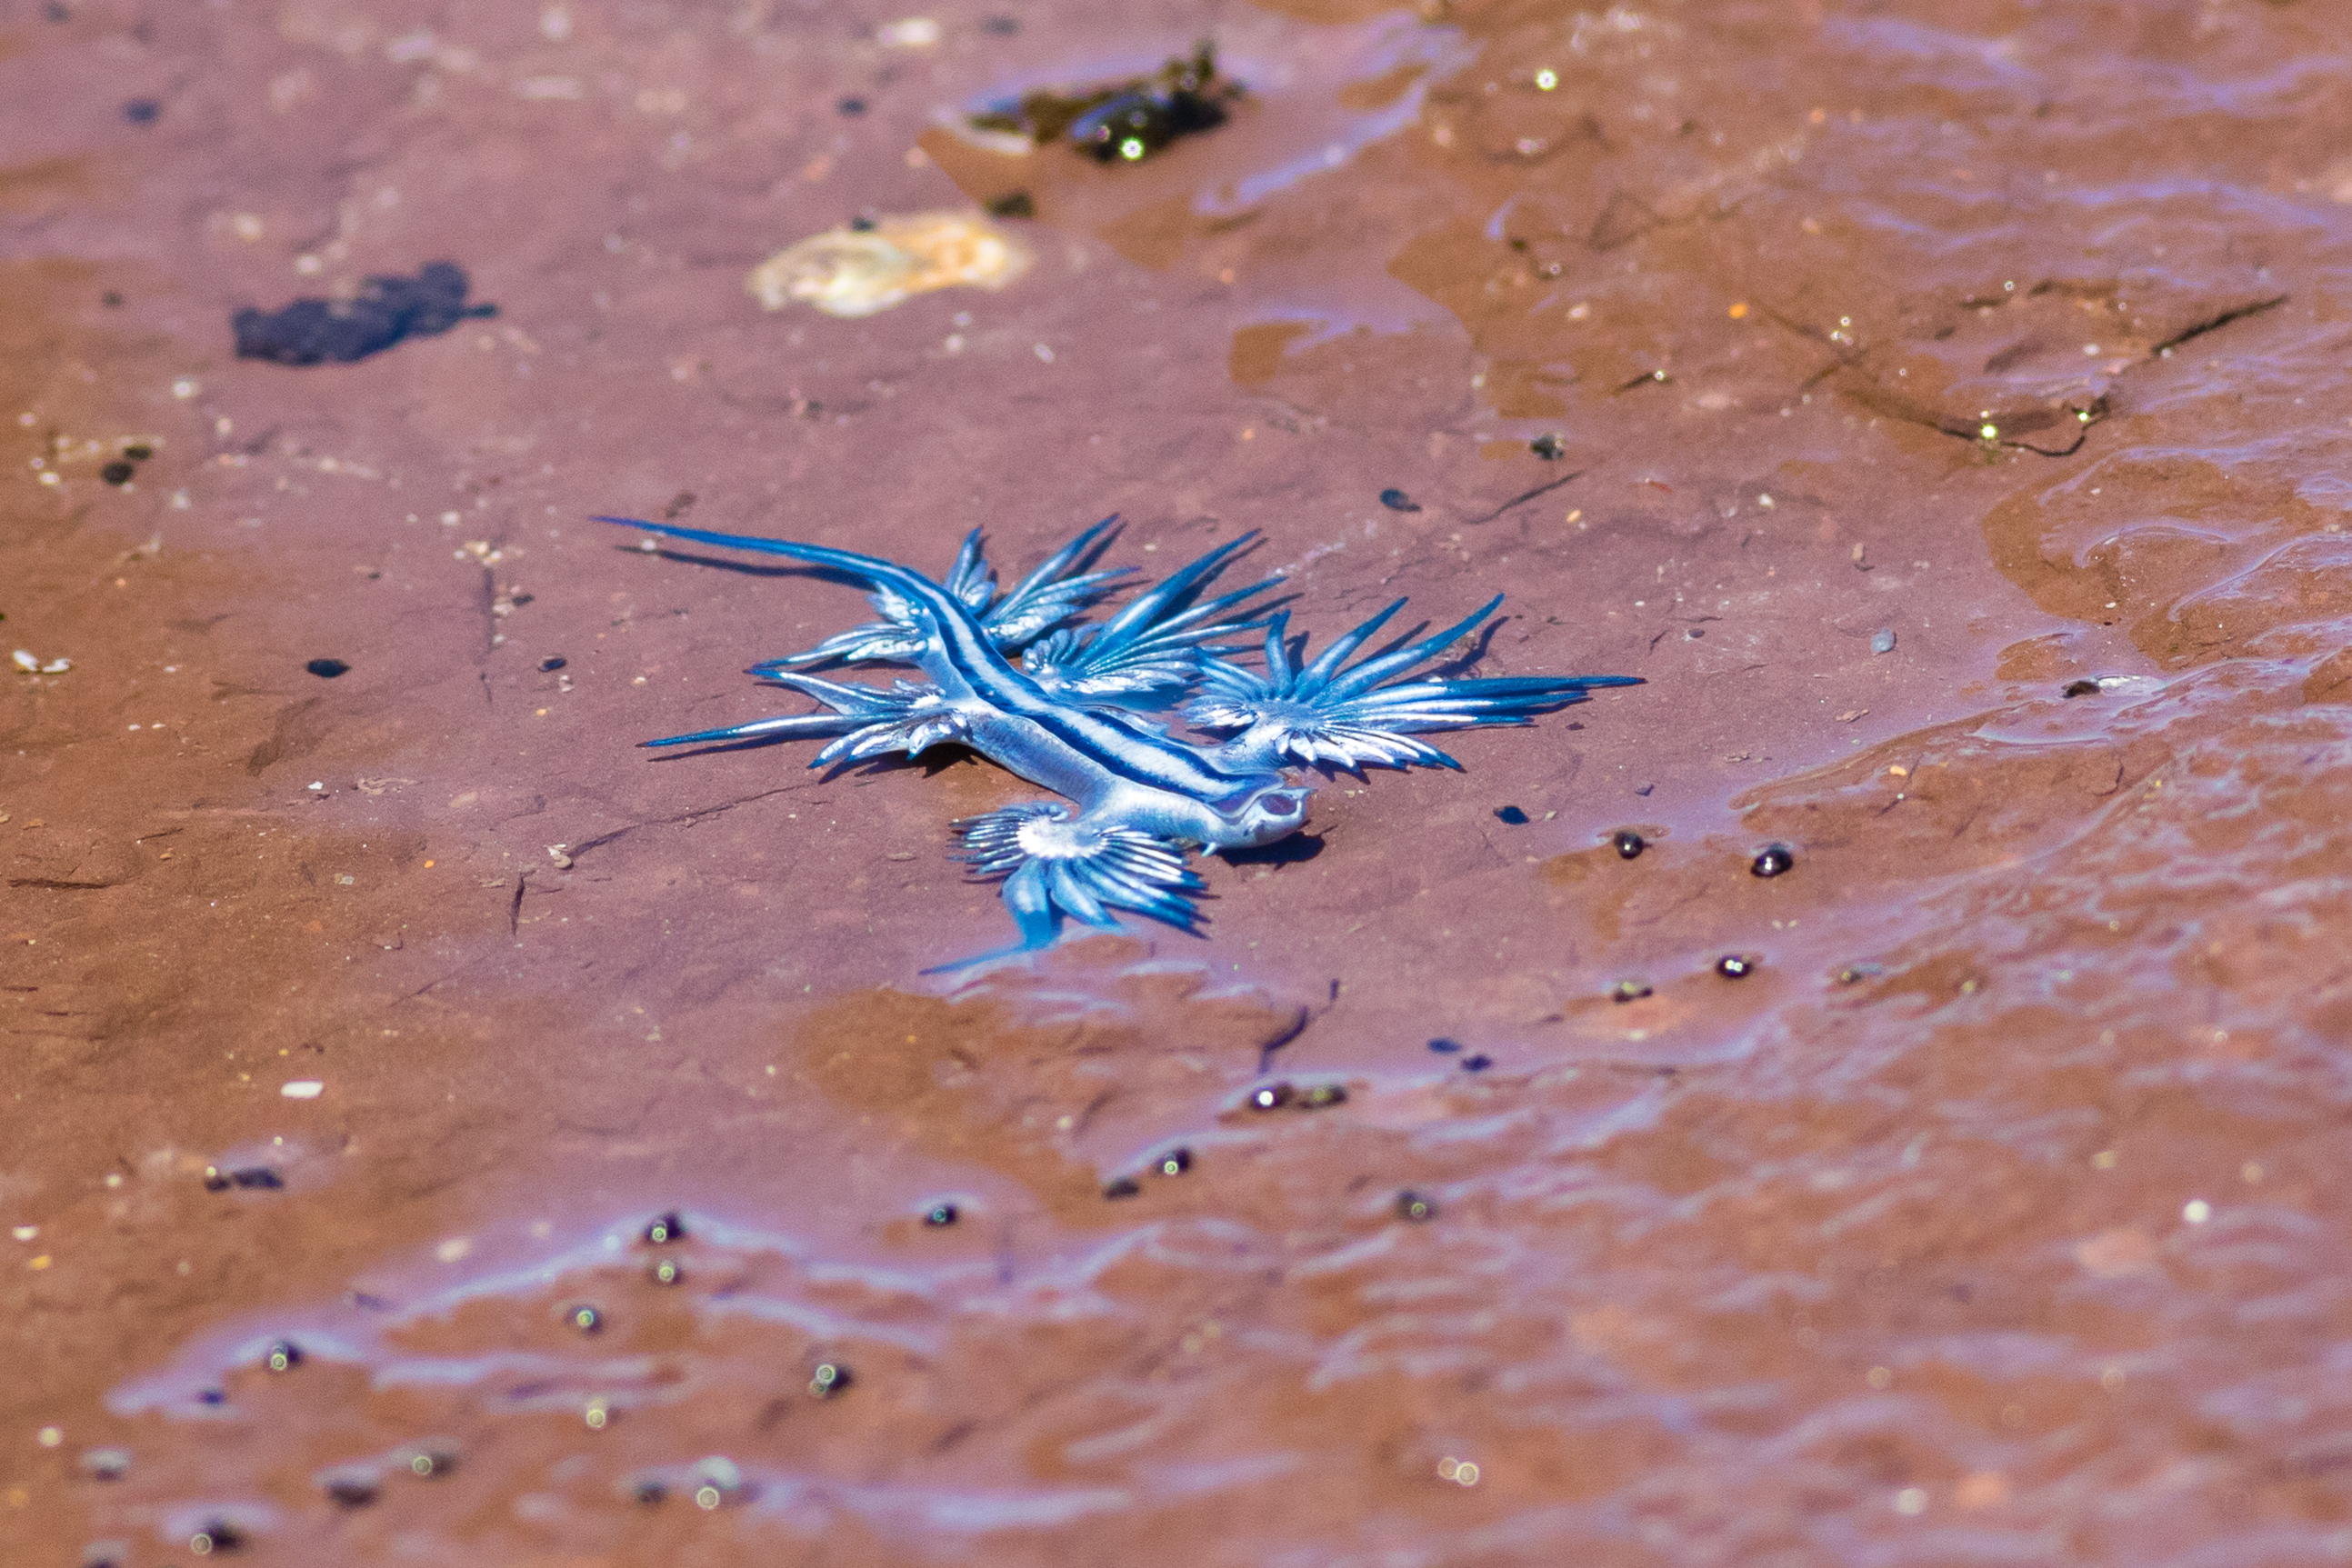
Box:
8 2 2352 1563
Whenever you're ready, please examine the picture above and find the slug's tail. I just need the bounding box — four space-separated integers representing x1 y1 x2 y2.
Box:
592 515 922 590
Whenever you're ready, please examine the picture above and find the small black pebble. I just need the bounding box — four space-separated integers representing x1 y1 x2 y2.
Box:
235 261 494 366
1101 1176 1142 1199
122 444 151 461
403 1445 456 1478
122 97 160 124
1426 1037 1462 1054
265 1340 303 1373
205 1163 282 1191
1297 1084 1348 1110
807 1362 850 1398
642 1211 685 1244
986 190 1036 218
1609 979 1653 1004
923 1202 959 1227
321 1471 379 1507
1378 487 1420 513
195 1389 227 1405
836 96 866 115
649 1258 682 1285
2061 678 2099 698
1495 805 1528 825
1751 844 1795 878
100 461 135 485
1529 433 1566 460
847 213 877 230
1613 829 1645 859
1460 1054 1493 1073
1156 1148 1192 1176
1249 1084 1294 1111
80 1449 131 1481
981 14 1020 33
539 655 566 672
569 1304 602 1333
1716 954 1754 978
1396 1191 1435 1222
305 658 349 679
630 1477 668 1505
190 1520 243 1553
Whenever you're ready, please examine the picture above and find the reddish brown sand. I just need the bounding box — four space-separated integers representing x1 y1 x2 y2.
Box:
8 1 2352 1563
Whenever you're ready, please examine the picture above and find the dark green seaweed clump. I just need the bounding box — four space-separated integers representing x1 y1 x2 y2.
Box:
969 42 1238 164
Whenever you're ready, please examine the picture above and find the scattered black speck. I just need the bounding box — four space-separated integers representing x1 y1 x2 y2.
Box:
1156 1147 1192 1176
122 444 152 461
305 658 349 679
80 1449 131 1481
2061 678 2099 698
642 1211 686 1244
1297 1083 1348 1110
44 2 68 21
80 1547 127 1568
189 1520 244 1554
265 1340 303 1373
981 15 1020 34
122 97 160 125
847 213 877 231
100 461 135 485
662 491 696 520
1610 979 1653 1004
1494 804 1528 824
102 291 125 308
1751 843 1795 878
1529 433 1566 460
1685 626 1705 639
923 1202 959 1227
1426 1037 1462 1054
539 655 566 672
508 592 535 607
321 1470 379 1507
1396 1191 1435 1222
1101 1175 1142 1199
233 262 495 366
836 96 866 116
1612 828 1645 859
569 1304 602 1333
1716 954 1755 978
203 1164 283 1191
808 1362 851 1398
649 1258 682 1285
195 1388 227 1405
1460 1053 1493 1073
1249 1083 1293 1111
986 190 1036 218
630 1477 668 1505
1379 487 1420 512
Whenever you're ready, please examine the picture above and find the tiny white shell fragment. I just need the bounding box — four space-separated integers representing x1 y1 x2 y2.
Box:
280 1080 325 1099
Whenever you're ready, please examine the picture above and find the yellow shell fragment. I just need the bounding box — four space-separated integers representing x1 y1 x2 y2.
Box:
746 212 1029 319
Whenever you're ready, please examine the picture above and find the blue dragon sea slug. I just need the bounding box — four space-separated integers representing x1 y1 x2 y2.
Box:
596 514 1639 966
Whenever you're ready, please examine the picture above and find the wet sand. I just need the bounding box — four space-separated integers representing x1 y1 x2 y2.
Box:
7 1 2352 1563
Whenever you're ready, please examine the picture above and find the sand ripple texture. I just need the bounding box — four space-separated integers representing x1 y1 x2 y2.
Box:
6 1 2352 1565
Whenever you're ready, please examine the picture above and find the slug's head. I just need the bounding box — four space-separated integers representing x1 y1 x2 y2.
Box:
1222 785 1314 848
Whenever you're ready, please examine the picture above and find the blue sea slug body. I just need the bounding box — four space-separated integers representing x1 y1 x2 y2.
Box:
596 514 1638 965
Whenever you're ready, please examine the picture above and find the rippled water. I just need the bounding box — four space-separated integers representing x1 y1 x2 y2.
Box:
8 1 2352 1563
